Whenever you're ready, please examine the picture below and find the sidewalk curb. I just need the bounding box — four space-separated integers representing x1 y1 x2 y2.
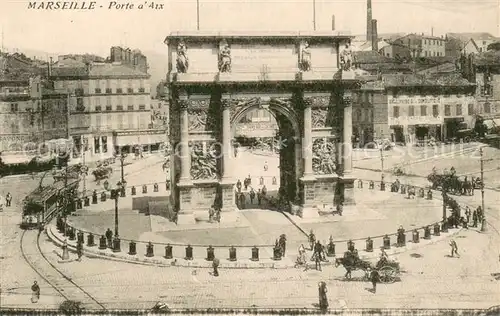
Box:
46 223 462 269
46 225 293 269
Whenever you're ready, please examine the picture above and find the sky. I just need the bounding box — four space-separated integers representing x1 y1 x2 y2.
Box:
0 0 499 57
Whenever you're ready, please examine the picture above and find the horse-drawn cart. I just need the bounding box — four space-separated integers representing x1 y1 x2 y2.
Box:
335 252 401 283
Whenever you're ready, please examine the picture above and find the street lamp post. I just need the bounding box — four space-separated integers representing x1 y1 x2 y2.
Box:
104 181 123 252
480 146 486 232
380 146 385 190
118 153 127 197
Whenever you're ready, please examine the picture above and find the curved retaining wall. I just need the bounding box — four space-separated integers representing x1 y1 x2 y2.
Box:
48 179 465 269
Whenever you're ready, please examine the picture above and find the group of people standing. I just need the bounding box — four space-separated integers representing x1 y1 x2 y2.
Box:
235 175 268 209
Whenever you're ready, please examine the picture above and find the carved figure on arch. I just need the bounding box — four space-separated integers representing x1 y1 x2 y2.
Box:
176 41 189 73
188 109 209 132
340 42 353 71
218 40 232 73
312 138 337 175
190 142 219 180
299 40 311 72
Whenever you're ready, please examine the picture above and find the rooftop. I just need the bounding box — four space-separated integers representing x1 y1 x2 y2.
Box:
447 32 499 42
50 63 150 79
475 51 500 66
382 73 475 88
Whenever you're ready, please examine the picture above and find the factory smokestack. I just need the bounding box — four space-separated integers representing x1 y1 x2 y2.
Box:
331 15 335 31
371 19 378 52
367 0 373 41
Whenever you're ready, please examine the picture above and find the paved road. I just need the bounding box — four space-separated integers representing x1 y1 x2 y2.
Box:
1 147 499 310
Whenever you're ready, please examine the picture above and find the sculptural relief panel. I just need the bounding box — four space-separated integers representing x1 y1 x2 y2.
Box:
312 137 337 175
190 141 220 181
187 99 216 132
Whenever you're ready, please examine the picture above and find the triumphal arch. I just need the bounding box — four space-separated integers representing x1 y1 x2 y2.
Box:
165 31 360 224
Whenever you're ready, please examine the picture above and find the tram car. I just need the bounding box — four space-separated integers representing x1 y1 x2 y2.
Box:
21 179 79 230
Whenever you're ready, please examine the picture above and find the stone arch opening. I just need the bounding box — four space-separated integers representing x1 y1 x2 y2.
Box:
231 99 302 208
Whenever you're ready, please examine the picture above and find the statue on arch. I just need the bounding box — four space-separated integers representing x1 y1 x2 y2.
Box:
176 41 189 73
299 40 311 72
218 41 232 73
340 42 353 71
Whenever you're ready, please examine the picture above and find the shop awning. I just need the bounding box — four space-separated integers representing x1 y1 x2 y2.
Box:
114 133 166 146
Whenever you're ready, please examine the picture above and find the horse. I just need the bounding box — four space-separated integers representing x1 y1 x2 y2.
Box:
335 255 372 280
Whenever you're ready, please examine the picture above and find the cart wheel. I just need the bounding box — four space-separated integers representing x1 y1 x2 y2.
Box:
379 266 397 283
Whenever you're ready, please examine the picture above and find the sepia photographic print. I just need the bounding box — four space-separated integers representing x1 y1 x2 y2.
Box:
0 0 499 315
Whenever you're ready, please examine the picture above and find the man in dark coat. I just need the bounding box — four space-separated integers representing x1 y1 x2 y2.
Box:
236 180 242 193
472 210 478 227
31 281 40 303
278 234 287 257
105 228 113 248
76 241 83 261
212 258 220 277
308 230 316 250
369 268 380 293
5 192 12 207
249 189 255 205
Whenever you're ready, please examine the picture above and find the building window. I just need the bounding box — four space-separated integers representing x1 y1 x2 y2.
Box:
468 104 474 115
117 114 124 129
105 105 112 111
116 88 123 94
10 103 19 112
138 87 145 93
95 88 101 94
127 88 134 93
484 102 491 113
420 105 427 116
95 106 102 112
409 105 415 117
456 104 462 116
482 84 493 96
445 104 451 116
76 98 85 111
95 97 101 106
116 105 123 111
138 104 146 110
101 136 108 153
106 88 112 94
94 136 100 154
52 120 56 128
75 88 84 96
127 105 134 111
393 106 400 118
432 104 439 117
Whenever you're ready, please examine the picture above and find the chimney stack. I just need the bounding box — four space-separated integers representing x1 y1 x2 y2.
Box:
366 0 373 41
48 57 53 77
331 15 335 31
371 19 378 52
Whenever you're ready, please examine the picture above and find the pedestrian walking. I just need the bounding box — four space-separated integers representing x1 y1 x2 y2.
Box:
5 192 12 207
278 234 287 257
76 241 83 261
472 210 478 227
308 230 316 250
257 189 262 206
465 206 471 223
249 189 255 204
212 257 220 277
369 268 380 293
318 281 328 311
105 228 113 248
264 161 268 172
449 239 460 257
31 281 40 303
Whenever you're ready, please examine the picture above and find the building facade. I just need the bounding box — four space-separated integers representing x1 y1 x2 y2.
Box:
50 52 165 160
392 34 446 59
474 53 500 117
385 74 476 143
0 76 69 155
